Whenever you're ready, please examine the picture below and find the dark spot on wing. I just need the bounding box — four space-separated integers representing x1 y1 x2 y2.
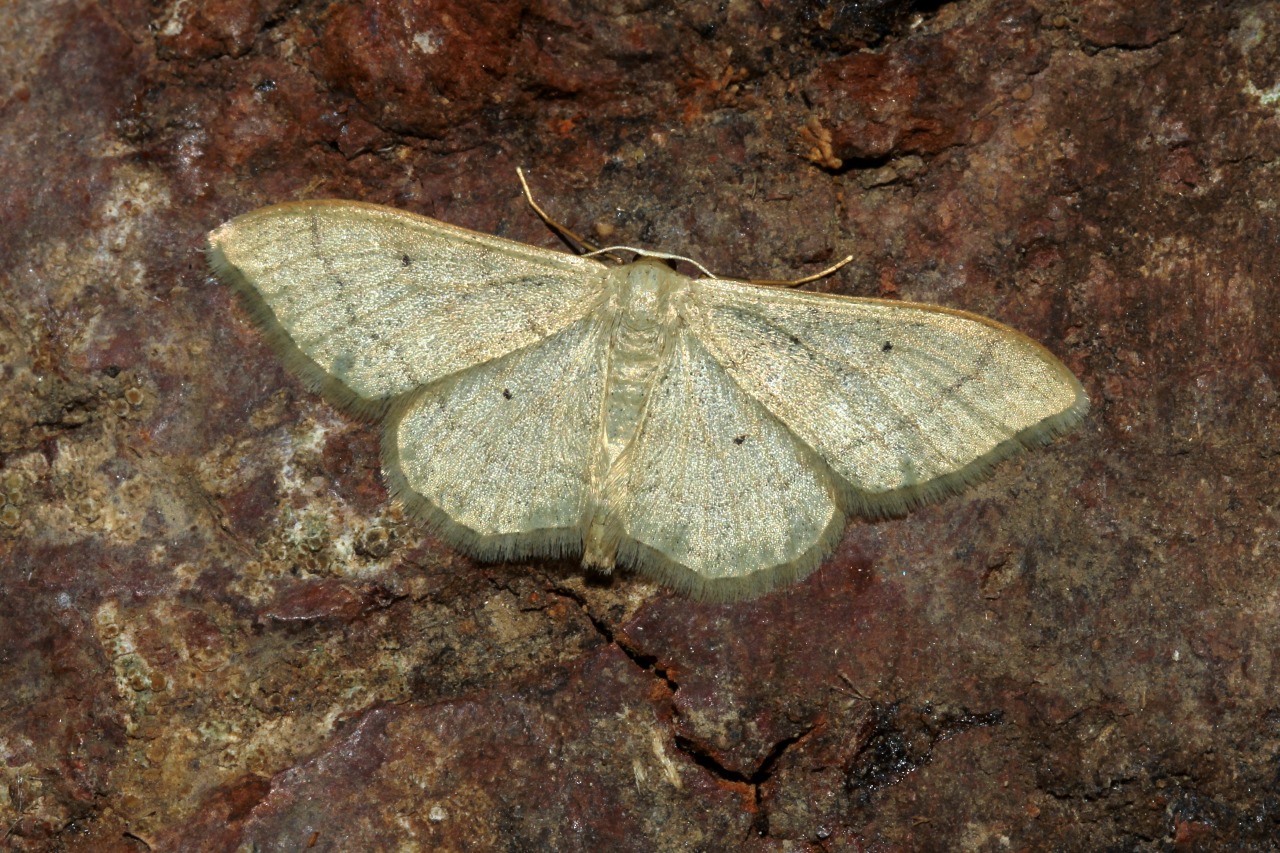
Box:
882 340 893 352
330 352 355 380
502 388 513 400
733 434 746 445
402 254 412 266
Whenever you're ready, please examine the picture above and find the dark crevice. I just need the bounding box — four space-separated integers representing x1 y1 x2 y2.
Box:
615 637 680 694
817 145 957 180
259 0 304 35
828 152 897 175
544 582 818 838
752 728 813 836
797 0 957 54
752 728 812 784
1079 21 1184 56
546 584 679 694
675 726 815 838
121 830 152 850
674 736 751 783
1088 40 1172 55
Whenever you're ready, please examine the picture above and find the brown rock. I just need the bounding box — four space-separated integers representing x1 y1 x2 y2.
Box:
4 0 1279 849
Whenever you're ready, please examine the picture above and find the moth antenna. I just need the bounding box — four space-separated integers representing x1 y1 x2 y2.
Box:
586 246 719 280
748 255 855 288
517 167 624 263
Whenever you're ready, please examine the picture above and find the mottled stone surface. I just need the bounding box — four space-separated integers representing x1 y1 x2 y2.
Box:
2 0 1278 849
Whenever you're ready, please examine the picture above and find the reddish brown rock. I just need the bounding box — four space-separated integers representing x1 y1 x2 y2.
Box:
804 3 1047 164
311 0 526 138
3 0 1280 849
155 0 292 61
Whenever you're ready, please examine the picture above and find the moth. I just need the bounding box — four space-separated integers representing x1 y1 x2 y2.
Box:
207 189 1087 600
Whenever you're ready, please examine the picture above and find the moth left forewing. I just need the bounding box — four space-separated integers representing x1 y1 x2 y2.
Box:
682 277 1089 515
208 200 610 412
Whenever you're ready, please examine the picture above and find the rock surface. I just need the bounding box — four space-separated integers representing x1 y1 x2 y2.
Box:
2 0 1277 849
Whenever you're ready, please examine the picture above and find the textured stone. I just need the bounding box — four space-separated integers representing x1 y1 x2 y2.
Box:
3 0 1280 849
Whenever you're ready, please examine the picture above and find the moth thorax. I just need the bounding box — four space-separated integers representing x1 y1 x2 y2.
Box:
611 258 683 333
